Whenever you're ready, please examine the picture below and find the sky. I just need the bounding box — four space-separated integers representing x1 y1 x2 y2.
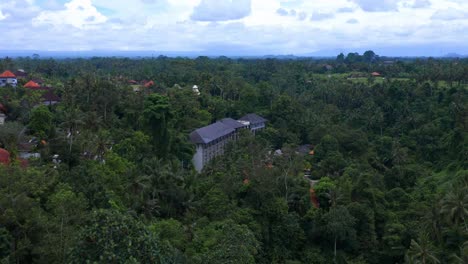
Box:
0 0 467 56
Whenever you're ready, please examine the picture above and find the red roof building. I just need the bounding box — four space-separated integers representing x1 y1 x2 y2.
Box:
0 70 16 78
0 70 18 87
144 80 155 88
371 72 381 77
0 148 10 165
24 80 41 89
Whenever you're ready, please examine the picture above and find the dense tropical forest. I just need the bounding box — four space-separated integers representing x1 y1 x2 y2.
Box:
0 51 467 263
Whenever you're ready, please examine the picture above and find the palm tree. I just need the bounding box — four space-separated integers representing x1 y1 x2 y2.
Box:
422 203 443 243
450 241 468 264
326 188 344 208
406 233 440 264
440 186 468 231
60 107 85 156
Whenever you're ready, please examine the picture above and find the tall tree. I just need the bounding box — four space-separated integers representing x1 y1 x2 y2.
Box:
406 233 440 264
322 206 356 263
143 94 173 156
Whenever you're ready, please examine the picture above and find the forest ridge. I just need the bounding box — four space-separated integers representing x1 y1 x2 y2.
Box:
0 52 467 263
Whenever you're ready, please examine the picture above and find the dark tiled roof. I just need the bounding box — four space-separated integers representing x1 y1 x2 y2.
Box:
190 122 235 144
14 70 27 78
296 144 313 155
32 79 44 84
220 118 247 129
42 91 61 102
239 113 267 125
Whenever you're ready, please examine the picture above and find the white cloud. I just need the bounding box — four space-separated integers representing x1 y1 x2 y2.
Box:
310 12 334 21
412 0 431 8
0 0 467 56
191 0 252 21
276 8 288 16
33 0 107 29
350 0 400 12
431 8 468 20
297 12 307 20
0 9 8 20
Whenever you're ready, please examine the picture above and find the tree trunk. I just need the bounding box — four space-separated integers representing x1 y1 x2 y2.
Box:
463 215 467 232
334 236 337 264
60 216 64 263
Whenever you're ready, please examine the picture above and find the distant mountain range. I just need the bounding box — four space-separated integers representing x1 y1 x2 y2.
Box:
0 48 466 59
443 53 468 58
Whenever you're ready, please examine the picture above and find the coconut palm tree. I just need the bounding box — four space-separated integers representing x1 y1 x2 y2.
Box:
422 203 443 243
60 107 85 156
406 233 440 264
450 241 468 264
440 186 468 231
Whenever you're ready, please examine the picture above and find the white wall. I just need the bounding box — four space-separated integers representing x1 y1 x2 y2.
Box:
193 144 204 172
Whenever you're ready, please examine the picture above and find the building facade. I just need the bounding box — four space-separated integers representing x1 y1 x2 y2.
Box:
0 113 5 125
190 115 266 172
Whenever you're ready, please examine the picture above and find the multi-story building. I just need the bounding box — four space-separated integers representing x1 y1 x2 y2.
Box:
190 115 266 172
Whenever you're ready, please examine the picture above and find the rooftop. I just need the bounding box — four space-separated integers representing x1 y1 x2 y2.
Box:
220 118 248 130
190 122 235 144
239 113 267 125
42 90 61 102
0 148 10 165
14 70 27 77
0 70 16 78
144 80 155 88
24 80 41 89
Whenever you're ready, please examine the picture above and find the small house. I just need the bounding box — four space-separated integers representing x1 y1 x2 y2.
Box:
371 72 381 77
18 142 40 160
42 90 61 105
193 85 200 95
0 70 17 87
14 69 28 79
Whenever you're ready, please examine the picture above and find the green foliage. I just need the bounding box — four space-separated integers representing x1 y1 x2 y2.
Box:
188 220 260 264
143 93 173 156
0 121 24 152
28 105 53 138
0 55 467 263
113 131 151 162
69 209 172 263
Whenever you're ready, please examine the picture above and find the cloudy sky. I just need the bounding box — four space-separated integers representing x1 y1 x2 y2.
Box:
0 0 467 56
